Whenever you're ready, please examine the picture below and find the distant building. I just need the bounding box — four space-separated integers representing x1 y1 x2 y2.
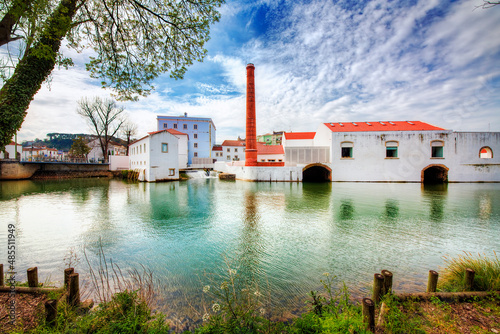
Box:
212 145 223 162
1 142 22 160
221 139 245 161
257 143 284 163
257 131 283 145
157 113 216 165
88 139 127 162
129 129 188 182
22 145 60 161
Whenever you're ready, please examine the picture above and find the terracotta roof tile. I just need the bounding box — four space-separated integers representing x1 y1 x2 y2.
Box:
222 140 245 147
323 121 445 132
257 143 284 154
284 132 316 140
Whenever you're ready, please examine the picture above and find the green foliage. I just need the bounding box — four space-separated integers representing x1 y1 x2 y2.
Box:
0 0 224 150
69 136 90 158
379 295 426 334
438 252 500 292
27 290 169 333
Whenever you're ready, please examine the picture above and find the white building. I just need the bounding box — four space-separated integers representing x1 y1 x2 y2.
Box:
306 121 500 183
221 140 245 162
257 143 284 163
1 142 22 160
129 129 188 182
21 146 60 161
88 139 127 162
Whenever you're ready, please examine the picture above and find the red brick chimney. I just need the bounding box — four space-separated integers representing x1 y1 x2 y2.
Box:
245 63 257 166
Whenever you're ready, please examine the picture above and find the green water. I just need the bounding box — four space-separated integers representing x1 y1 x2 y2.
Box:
1 178 499 318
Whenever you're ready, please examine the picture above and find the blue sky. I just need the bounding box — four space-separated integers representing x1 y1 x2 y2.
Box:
17 0 500 143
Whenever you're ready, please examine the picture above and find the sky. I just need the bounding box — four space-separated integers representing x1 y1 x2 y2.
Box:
12 0 500 144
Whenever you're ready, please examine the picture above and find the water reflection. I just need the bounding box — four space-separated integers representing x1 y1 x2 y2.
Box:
422 184 448 222
338 199 355 221
383 199 399 221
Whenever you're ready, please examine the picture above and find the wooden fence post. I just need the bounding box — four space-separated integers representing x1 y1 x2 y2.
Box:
381 269 393 295
362 297 375 332
373 273 384 304
68 273 80 307
27 267 38 287
45 299 57 326
0 264 3 286
64 268 74 288
427 270 439 293
465 268 475 291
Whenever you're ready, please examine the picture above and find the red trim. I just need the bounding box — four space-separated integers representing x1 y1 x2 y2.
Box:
324 121 445 132
256 162 285 167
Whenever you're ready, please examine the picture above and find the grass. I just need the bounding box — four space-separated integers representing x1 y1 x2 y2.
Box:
438 252 500 292
8 252 500 333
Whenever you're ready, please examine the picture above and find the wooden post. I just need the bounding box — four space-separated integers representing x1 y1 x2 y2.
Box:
0 264 3 286
373 273 384 304
362 297 375 332
68 273 80 307
45 299 57 326
381 269 393 295
465 268 475 291
64 268 74 288
427 270 439 293
27 267 38 287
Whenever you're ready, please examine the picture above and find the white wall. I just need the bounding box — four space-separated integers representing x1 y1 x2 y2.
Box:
327 131 500 182
223 165 304 182
149 131 180 182
109 156 129 171
1 144 22 159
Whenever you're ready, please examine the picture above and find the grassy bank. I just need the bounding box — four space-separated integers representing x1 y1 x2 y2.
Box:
3 252 500 333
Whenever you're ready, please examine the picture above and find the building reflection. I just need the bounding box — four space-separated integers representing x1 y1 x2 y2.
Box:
338 199 355 221
383 199 399 221
422 184 448 222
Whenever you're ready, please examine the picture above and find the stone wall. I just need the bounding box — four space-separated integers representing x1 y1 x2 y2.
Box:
0 161 112 180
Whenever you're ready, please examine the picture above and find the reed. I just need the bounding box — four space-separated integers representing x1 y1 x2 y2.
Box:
438 251 500 292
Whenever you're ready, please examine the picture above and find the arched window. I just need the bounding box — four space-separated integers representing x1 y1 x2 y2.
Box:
479 147 493 159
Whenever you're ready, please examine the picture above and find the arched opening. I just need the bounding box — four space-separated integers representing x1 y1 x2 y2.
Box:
479 146 493 159
421 164 449 184
303 163 332 182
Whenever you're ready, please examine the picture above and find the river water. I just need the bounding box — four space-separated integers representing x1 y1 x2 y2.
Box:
1 178 499 320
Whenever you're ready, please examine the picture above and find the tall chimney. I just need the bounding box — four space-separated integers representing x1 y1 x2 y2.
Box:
245 63 257 166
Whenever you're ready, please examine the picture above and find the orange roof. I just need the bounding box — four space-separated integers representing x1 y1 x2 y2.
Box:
222 140 245 147
147 129 187 136
284 132 316 140
212 146 223 151
323 121 445 132
257 143 284 155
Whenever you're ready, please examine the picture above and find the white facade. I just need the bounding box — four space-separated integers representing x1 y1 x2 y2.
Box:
129 130 188 182
88 139 126 162
1 142 22 160
221 140 245 162
313 123 500 182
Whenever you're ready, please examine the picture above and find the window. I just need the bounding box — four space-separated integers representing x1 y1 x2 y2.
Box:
480 147 493 159
268 159 276 162
227 148 230 152
234 148 238 152
173 124 178 129
183 124 187 130
341 141 353 158
431 140 444 158
194 152 198 157
162 143 168 153
169 168 175 176
144 143 146 152
194 143 198 148
227 155 231 160
261 159 265 162
386 141 398 158
163 123 168 129
194 124 198 130
194 134 198 139
140 145 142 154
234 155 238 160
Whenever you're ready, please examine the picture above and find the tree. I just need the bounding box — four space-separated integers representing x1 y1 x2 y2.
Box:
69 136 90 161
121 118 138 156
0 0 224 151
77 96 124 163
477 1 500 8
